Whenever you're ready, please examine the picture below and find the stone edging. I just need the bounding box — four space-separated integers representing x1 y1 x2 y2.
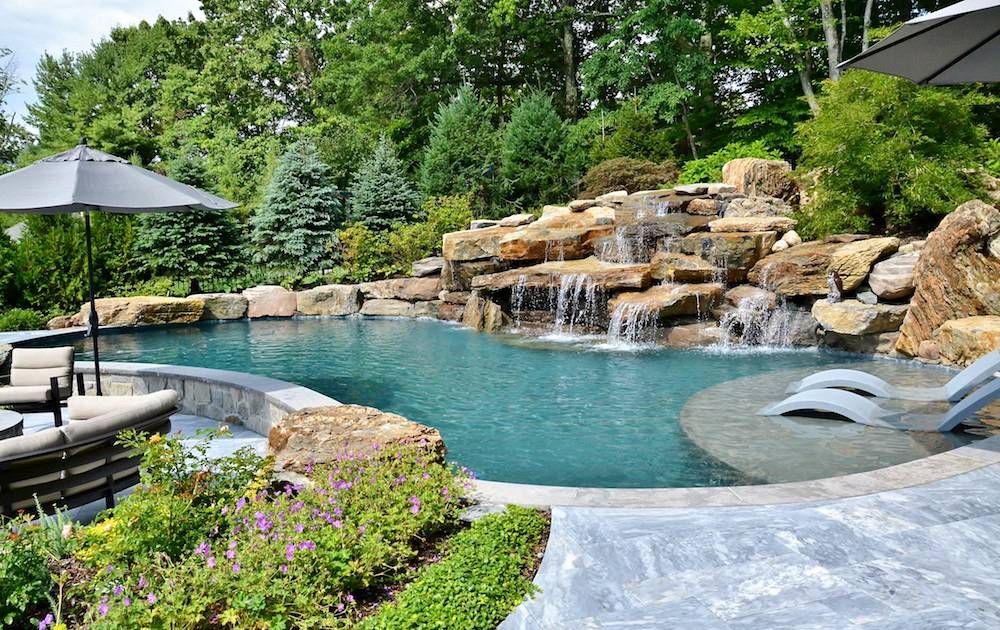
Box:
75 361 339 437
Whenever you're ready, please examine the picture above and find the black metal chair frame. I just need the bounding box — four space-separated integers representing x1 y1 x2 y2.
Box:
0 372 86 428
0 406 177 517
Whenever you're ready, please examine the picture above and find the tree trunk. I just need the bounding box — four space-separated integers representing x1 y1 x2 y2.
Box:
840 0 847 52
862 0 875 50
561 11 578 117
772 0 820 112
819 0 842 80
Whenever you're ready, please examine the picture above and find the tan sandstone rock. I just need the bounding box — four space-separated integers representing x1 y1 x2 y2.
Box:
295 285 362 316
498 213 536 227
664 231 778 283
723 196 795 218
471 257 651 292
748 241 842 297
411 256 445 277
686 198 724 216
812 299 909 336
359 277 441 302
243 286 296 318
933 316 1000 366
650 252 720 283
724 285 778 310
608 283 724 321
660 321 724 348
360 299 438 318
461 293 511 332
868 251 919 301
708 216 796 234
189 293 248 320
46 315 75 330
441 258 508 292
79 296 205 327
442 226 517 261
897 200 1000 356
721 158 799 200
268 404 446 473
827 236 900 291
498 223 612 262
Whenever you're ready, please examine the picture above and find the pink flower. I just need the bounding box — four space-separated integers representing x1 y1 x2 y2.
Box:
123 597 131 607
279 564 288 574
207 556 216 569
147 593 156 604
332 520 342 529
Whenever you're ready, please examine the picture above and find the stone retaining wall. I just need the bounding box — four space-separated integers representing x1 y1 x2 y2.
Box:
75 361 339 437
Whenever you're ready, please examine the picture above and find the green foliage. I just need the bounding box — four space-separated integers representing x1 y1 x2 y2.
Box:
985 139 1000 176
350 136 423 230
500 92 572 209
579 158 679 198
251 139 343 271
0 529 51 626
419 87 499 210
0 233 14 308
797 72 988 236
677 140 782 185
83 447 467 628
362 505 547 630
0 309 47 332
340 194 473 281
134 148 245 286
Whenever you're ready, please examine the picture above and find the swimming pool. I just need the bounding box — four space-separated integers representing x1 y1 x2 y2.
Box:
64 318 978 487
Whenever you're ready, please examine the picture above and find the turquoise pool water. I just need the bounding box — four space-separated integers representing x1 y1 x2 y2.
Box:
67 318 974 487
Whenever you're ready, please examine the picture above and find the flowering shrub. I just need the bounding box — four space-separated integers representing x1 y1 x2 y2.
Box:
0 516 52 626
83 448 467 628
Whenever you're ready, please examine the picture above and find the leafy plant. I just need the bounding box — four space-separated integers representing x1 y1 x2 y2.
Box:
361 505 547 630
797 72 989 236
579 157 679 198
0 515 56 626
676 140 782 185
0 308 47 332
500 92 573 210
350 136 423 231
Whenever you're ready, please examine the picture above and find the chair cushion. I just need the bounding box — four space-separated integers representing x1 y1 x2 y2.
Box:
61 390 179 443
0 385 54 405
69 395 150 421
9 347 74 392
0 426 65 460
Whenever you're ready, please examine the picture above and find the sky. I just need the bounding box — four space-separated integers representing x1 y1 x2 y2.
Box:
2 0 203 128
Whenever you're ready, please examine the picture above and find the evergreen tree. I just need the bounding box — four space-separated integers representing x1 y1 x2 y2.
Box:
419 87 498 207
350 136 422 230
135 148 245 291
500 92 572 209
251 139 344 270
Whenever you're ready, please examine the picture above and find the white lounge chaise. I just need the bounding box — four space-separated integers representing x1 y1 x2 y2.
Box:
760 377 1000 432
785 350 1000 402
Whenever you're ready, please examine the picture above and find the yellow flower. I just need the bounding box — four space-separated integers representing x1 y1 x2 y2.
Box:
54 624 67 630
148 434 162 444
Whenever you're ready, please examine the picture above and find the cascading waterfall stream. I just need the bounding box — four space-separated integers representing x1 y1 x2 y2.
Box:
606 302 657 345
551 273 600 337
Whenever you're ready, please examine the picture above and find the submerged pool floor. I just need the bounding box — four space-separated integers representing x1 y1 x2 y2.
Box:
71 317 976 488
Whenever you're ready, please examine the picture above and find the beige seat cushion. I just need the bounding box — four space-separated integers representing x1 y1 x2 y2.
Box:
0 385 54 405
68 395 151 421
0 426 65 460
0 428 66 509
9 347 74 397
61 390 178 443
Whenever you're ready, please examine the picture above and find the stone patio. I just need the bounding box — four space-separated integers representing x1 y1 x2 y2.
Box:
502 462 1000 629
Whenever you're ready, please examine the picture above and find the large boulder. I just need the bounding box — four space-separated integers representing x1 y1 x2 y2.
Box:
660 321 724 348
189 293 248 320
721 158 798 201
498 224 612 261
442 226 516 261
411 256 445 277
822 331 901 355
748 241 841 297
933 316 1000 366
607 283 723 321
295 285 362 316
708 216 796 234
461 293 511 332
359 277 441 302
441 258 508 292
897 200 1000 356
650 252 720 283
723 196 795 218
360 299 439 318
471 257 651 292
79 296 204 327
663 231 778 283
268 404 446 473
724 285 778 310
243 285 297 318
827 236 900 291
868 251 919 301
812 299 908 336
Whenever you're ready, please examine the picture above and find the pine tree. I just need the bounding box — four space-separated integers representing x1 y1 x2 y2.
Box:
251 139 344 270
135 148 245 291
350 136 422 230
419 87 498 206
500 91 571 209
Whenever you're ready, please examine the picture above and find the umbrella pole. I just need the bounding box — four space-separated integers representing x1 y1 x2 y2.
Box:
84 210 103 395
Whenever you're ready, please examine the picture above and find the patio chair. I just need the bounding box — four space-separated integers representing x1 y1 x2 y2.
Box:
759 377 1000 432
784 350 1000 402
0 347 82 427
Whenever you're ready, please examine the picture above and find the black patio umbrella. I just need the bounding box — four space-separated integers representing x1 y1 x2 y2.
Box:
839 0 1000 84
0 140 238 394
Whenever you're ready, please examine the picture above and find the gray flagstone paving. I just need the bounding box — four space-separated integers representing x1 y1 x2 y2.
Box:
502 464 1000 629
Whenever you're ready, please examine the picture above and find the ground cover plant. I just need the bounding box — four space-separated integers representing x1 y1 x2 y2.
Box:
3 430 547 629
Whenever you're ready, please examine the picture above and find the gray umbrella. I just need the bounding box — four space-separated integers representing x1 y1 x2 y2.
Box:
839 0 1000 84
0 140 238 394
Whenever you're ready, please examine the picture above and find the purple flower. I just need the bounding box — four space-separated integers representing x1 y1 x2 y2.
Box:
295 524 305 534
147 593 157 604
345 594 355 604
137 575 147 589
279 564 288 574
232 563 240 574
337 603 345 613
236 497 246 511
38 613 54 630
332 520 343 529
195 542 210 556
105 564 113 574
113 584 124 596
298 540 316 551
422 473 430 480
285 544 295 561
207 556 216 569
98 602 109 616
442 486 449 496
123 597 131 607
226 549 236 560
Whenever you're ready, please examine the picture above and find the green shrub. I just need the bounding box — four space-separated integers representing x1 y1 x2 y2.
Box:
351 136 423 231
676 140 782 185
361 505 547 630
579 157 679 198
797 72 987 236
0 233 14 308
83 448 467 629
0 308 47 332
0 516 55 626
500 92 574 209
